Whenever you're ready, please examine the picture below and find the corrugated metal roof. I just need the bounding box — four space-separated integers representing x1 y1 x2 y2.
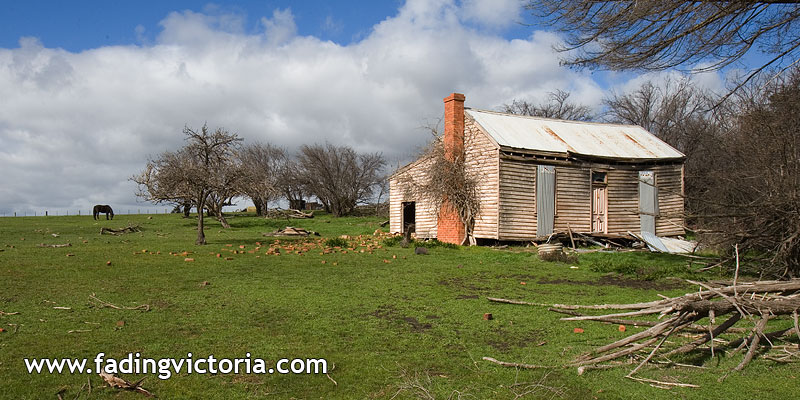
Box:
466 109 685 160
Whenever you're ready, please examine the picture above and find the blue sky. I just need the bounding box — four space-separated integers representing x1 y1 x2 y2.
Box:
1 1 408 51
1 1 537 51
0 0 726 215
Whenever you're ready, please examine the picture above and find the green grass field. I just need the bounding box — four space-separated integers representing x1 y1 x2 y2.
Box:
0 213 797 399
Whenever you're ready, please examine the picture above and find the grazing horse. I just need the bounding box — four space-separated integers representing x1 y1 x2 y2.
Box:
93 205 114 220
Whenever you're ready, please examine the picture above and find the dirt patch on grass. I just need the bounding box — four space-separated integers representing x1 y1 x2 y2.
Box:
455 294 479 299
487 327 544 351
438 276 493 292
536 274 684 290
370 305 432 332
402 316 432 332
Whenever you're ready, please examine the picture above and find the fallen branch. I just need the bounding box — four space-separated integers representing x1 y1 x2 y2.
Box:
100 225 141 235
37 243 72 248
482 357 551 369
99 372 153 397
88 293 150 311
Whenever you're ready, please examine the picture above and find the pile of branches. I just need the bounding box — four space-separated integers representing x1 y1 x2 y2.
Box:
265 208 313 219
486 279 800 387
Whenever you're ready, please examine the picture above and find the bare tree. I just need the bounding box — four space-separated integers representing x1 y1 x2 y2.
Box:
295 143 386 217
238 142 286 216
502 90 594 121
396 121 484 246
418 139 481 245
606 77 716 161
529 1 800 92
132 124 242 245
694 69 800 276
276 155 308 210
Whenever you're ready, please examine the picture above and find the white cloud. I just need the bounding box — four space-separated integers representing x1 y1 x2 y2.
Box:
460 0 523 29
261 8 297 46
0 0 602 215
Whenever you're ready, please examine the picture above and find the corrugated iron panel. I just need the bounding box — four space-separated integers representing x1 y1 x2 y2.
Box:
466 109 685 160
536 165 555 236
639 171 656 234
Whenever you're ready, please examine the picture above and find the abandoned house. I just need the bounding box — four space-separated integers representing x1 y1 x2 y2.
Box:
389 93 686 245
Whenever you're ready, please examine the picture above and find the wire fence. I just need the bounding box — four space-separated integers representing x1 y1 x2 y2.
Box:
0 209 171 217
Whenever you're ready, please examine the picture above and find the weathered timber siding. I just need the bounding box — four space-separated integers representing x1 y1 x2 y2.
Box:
607 169 640 234
498 158 537 240
464 116 500 239
554 167 592 233
388 157 438 239
653 164 684 236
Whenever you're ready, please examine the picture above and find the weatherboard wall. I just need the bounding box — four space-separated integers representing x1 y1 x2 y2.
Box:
388 157 438 239
464 115 500 239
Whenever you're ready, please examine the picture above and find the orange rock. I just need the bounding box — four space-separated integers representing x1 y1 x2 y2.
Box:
619 325 626 332
239 245 245 249
520 282 526 285
573 328 584 333
184 258 194 262
106 261 112 266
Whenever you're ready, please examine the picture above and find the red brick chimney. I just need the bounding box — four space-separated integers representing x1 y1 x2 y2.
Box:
438 93 466 245
443 93 466 161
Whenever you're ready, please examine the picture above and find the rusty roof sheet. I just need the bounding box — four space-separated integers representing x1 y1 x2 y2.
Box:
466 109 685 160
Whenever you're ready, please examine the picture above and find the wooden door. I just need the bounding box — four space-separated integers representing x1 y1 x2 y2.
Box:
592 185 607 233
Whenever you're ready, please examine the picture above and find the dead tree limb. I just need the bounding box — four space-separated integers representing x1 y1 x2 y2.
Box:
88 293 150 311
484 279 800 384
100 225 141 235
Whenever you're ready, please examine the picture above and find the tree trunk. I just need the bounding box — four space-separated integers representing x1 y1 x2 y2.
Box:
216 212 231 229
254 201 263 216
196 197 206 245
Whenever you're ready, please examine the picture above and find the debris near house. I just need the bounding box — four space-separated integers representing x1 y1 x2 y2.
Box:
484 278 800 386
532 232 640 251
100 225 142 235
264 226 320 237
99 372 154 397
628 231 697 254
36 243 72 248
265 208 314 219
537 243 564 261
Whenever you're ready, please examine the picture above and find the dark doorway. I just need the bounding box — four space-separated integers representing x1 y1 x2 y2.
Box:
402 202 416 233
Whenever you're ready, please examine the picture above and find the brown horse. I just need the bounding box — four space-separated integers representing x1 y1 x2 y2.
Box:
93 205 114 220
